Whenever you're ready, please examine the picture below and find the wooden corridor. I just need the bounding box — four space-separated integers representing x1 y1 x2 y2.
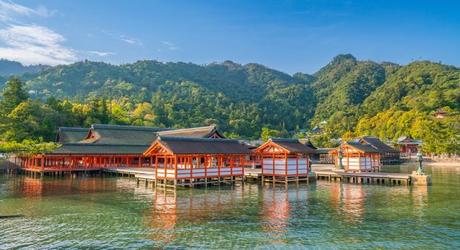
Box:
315 170 412 185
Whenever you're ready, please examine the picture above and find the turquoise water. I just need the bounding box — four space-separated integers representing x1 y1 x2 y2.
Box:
1 164 459 249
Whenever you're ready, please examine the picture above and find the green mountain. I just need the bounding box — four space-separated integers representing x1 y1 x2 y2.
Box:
23 60 299 101
0 55 458 153
0 59 49 77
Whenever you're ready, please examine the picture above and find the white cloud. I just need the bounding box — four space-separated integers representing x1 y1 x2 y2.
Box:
87 50 115 57
161 41 178 51
120 35 142 45
100 29 142 46
0 0 55 21
0 24 77 65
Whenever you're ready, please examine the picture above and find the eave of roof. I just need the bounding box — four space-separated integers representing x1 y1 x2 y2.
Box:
360 136 399 153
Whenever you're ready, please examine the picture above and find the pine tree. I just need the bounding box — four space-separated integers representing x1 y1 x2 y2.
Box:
0 77 29 115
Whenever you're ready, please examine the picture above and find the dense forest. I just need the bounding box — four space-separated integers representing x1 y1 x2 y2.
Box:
0 54 458 154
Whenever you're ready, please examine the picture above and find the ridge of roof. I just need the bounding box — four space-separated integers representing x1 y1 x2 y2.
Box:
60 142 150 147
270 138 299 142
91 124 169 132
58 127 88 131
157 136 237 143
160 125 216 132
157 125 216 135
156 125 224 138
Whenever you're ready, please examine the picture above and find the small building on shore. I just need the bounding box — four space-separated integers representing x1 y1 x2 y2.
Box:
329 142 381 172
254 138 316 183
359 136 400 164
396 136 421 158
315 148 335 164
143 137 251 187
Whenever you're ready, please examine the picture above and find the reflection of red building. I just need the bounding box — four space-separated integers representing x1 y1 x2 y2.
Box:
261 188 290 244
342 184 366 223
146 186 247 244
148 191 179 244
329 183 366 223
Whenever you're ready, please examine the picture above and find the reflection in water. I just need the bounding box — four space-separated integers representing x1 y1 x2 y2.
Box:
145 185 251 245
148 190 178 244
9 176 124 198
259 186 309 244
0 164 459 249
411 185 428 219
329 182 366 224
341 184 366 224
261 187 290 244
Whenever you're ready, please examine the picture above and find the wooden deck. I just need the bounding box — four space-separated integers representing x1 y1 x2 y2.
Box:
104 167 246 188
315 170 412 185
17 164 429 186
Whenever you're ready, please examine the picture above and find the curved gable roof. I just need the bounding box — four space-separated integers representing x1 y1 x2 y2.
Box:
360 136 399 153
82 124 169 145
144 137 251 155
345 141 381 153
56 127 89 143
156 125 224 138
256 138 316 154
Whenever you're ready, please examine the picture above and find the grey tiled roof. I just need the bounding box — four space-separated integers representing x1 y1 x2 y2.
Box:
346 141 381 153
153 137 251 155
81 124 169 145
270 138 317 154
156 125 224 138
360 136 399 153
52 143 149 155
56 127 88 143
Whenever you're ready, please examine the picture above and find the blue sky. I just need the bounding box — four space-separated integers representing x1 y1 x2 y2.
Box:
0 0 459 73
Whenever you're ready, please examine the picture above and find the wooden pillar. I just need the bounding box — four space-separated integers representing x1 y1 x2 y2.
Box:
284 153 288 177
218 155 222 179
261 154 264 178
204 155 208 179
230 156 234 177
154 155 158 179
174 155 178 183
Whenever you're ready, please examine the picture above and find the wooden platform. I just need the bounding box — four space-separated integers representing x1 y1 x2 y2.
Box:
17 165 428 186
104 167 246 188
314 170 412 185
243 168 262 180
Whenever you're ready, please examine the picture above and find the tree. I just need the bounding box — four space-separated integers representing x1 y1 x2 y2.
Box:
261 127 281 141
0 77 29 115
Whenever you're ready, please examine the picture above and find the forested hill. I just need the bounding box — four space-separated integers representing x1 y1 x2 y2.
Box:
0 59 49 77
0 54 458 154
21 60 301 101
